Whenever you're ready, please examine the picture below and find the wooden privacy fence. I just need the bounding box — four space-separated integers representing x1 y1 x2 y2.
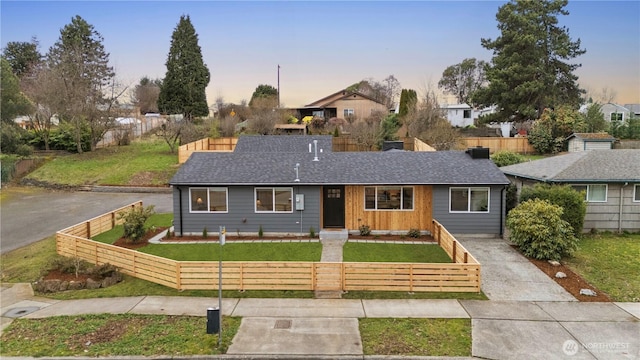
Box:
56 203 481 293
462 137 535 154
178 137 237 163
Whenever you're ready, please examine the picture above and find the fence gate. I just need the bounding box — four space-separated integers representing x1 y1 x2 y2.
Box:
314 263 342 291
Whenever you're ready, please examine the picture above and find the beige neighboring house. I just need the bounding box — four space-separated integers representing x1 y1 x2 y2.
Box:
566 133 616 152
297 89 388 122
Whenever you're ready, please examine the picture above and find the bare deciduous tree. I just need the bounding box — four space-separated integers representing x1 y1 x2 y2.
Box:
155 117 183 153
405 86 461 150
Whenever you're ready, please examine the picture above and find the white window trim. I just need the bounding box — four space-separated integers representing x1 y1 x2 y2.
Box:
344 108 354 117
633 184 640 202
575 184 608 203
254 187 294 213
189 187 228 213
449 187 490 213
364 186 414 211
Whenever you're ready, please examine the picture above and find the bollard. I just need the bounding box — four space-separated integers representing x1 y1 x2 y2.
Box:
206 307 220 334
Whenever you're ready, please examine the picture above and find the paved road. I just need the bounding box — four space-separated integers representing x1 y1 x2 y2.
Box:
0 186 172 254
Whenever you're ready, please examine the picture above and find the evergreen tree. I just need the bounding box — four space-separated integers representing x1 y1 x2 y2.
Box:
474 0 586 121
158 15 210 121
47 15 115 153
2 38 42 78
398 89 417 119
0 57 33 123
249 84 278 108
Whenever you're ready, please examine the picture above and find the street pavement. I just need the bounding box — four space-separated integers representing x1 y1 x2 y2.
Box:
0 186 172 253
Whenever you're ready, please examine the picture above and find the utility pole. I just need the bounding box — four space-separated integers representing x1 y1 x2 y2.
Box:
277 64 280 108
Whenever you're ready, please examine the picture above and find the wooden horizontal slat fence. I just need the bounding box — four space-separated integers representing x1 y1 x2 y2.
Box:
56 204 480 293
178 137 237 163
462 137 535 154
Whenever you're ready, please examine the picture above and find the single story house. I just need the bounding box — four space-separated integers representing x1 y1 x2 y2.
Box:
500 150 640 232
297 90 388 122
169 135 510 237
566 132 616 152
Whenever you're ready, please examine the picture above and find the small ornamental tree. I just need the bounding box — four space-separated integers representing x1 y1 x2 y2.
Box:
520 183 586 237
490 150 525 167
119 205 155 243
506 198 578 261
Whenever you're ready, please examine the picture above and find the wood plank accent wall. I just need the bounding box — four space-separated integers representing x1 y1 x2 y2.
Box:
178 137 237 163
344 185 433 232
462 137 535 154
56 204 480 293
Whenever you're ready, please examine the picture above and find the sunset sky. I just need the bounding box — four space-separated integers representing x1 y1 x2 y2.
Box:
2 1 639 108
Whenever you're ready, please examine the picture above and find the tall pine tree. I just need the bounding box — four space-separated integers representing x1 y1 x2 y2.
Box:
158 15 210 121
474 0 585 121
47 15 115 153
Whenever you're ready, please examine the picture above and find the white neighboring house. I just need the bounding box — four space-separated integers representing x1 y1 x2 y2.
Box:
441 103 474 127
441 103 498 128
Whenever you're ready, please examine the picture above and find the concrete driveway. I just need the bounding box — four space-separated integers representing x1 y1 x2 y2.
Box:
0 186 172 254
456 236 576 301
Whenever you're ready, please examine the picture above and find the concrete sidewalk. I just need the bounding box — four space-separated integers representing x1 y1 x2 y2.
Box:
2 283 639 359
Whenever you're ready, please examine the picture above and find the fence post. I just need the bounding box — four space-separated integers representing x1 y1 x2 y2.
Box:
86 221 91 239
463 251 468 264
176 262 181 290
452 240 457 263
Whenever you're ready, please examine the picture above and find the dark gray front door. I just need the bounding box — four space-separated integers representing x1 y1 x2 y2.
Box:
323 186 345 228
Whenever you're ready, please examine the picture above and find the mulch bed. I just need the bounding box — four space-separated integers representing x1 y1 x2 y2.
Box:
516 247 612 302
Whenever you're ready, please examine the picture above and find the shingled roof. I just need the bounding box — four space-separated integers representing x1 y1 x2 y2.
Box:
500 150 640 183
170 137 509 186
233 135 332 153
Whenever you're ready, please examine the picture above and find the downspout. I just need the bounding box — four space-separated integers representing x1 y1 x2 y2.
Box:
619 182 628 233
500 185 506 238
178 187 183 237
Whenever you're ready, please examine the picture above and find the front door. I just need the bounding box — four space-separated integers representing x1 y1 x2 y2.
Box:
323 186 345 228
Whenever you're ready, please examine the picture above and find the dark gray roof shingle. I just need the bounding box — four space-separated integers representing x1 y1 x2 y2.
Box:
170 149 509 186
233 135 333 153
500 150 640 182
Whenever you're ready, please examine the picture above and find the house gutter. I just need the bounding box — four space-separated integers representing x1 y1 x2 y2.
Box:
619 182 628 233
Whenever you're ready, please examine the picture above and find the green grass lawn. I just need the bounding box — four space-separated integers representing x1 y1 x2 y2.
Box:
565 233 640 302
0 314 240 357
140 242 322 261
359 318 471 356
25 137 178 186
343 242 451 263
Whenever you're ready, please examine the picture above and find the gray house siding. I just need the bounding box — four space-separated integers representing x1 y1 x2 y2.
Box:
507 178 640 232
173 185 321 235
583 183 640 232
431 185 505 235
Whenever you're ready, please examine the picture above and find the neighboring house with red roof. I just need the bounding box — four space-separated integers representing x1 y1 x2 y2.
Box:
566 133 616 152
500 150 640 232
296 89 388 122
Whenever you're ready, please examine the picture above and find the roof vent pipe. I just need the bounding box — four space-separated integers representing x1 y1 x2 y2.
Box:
313 140 319 161
294 163 300 182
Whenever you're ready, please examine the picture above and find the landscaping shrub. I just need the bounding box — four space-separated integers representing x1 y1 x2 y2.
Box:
359 224 371 236
506 198 578 261
520 183 586 237
118 205 156 243
309 226 316 238
407 228 421 238
490 150 525 167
